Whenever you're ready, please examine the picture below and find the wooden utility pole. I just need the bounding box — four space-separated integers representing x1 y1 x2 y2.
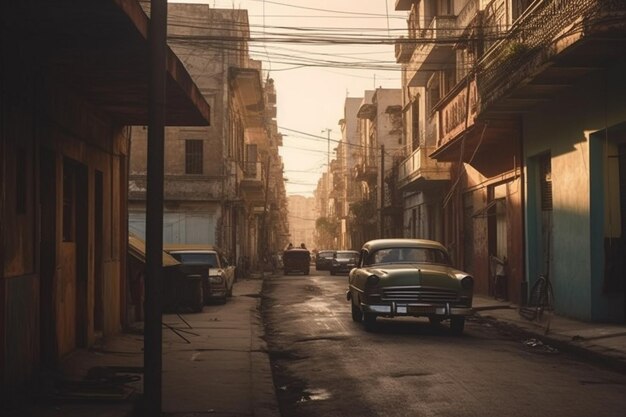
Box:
144 0 167 415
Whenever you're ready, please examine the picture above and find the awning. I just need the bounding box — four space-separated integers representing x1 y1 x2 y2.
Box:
2 0 210 126
129 234 180 268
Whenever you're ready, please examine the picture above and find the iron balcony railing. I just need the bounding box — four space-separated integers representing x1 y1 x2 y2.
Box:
477 0 625 112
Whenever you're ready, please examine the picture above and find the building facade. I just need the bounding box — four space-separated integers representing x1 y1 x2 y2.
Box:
395 0 626 322
128 4 287 270
0 0 210 400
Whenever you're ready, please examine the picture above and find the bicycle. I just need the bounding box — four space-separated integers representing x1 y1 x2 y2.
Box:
520 273 555 333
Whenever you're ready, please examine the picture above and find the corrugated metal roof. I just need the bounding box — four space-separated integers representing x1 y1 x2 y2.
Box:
129 234 180 267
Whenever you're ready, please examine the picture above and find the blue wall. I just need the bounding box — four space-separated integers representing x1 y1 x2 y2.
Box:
523 65 626 322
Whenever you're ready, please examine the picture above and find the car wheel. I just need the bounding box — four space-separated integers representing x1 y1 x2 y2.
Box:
450 316 465 335
429 317 443 327
193 285 204 313
330 270 335 276
304 268 310 275
351 299 362 322
363 312 376 332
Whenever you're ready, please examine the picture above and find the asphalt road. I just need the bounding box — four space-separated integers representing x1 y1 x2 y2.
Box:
262 271 626 417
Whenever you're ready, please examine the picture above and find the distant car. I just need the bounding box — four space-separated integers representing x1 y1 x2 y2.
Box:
315 250 335 271
283 248 311 275
347 239 474 334
329 250 359 275
165 245 235 303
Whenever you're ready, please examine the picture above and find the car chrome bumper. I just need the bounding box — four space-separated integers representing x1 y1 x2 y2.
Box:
362 303 473 317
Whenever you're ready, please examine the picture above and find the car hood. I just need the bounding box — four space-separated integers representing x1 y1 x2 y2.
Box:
364 264 463 289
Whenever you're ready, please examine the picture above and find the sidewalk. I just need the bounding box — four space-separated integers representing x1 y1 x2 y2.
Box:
7 278 279 417
473 295 626 374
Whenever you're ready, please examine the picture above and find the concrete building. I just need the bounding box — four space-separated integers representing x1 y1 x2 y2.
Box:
0 0 210 401
129 4 287 269
351 88 404 246
395 0 626 322
287 195 316 250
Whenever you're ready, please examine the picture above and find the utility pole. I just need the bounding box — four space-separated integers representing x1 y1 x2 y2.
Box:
380 144 385 238
144 0 167 415
322 128 331 220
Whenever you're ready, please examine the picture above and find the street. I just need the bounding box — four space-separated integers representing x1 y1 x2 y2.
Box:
262 271 626 417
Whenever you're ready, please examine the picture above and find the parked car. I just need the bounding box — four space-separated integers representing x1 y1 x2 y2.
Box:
164 244 235 303
315 250 335 271
347 239 474 334
329 250 359 275
283 248 311 275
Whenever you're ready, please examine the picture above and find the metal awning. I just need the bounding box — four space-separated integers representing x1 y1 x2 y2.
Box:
128 234 180 267
2 0 210 126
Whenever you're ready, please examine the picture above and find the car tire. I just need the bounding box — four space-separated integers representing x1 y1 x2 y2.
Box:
351 299 362 322
193 286 204 313
304 268 310 275
363 312 376 332
450 316 465 335
429 317 442 327
330 270 335 276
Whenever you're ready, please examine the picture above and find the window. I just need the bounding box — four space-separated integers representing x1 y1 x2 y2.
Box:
411 101 420 150
185 139 203 174
539 154 553 211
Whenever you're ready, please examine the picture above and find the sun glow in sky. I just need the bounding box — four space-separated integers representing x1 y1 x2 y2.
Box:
170 0 406 196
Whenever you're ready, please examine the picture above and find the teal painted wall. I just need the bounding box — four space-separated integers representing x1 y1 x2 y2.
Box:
523 64 626 322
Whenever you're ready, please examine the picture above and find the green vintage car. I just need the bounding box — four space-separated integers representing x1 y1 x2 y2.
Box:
347 239 474 334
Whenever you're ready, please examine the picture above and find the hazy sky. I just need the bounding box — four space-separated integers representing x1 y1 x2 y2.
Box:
171 0 407 196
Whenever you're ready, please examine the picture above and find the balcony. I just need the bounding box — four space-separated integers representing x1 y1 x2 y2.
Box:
353 162 377 183
477 0 626 116
406 15 457 86
437 78 478 150
397 146 451 191
240 161 265 204
395 37 416 63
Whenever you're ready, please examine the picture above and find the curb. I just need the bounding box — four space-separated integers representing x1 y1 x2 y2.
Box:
475 312 626 376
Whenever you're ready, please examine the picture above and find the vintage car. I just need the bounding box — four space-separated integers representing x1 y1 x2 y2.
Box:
315 250 335 271
347 239 473 334
164 244 235 303
283 248 311 275
329 250 359 275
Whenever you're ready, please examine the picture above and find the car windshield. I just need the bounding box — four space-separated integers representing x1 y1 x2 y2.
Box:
320 252 335 259
336 251 358 260
365 247 450 266
170 252 218 267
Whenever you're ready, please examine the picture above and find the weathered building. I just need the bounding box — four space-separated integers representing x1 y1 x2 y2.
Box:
352 88 404 246
0 0 209 401
288 196 317 249
129 4 286 269
395 0 626 322
337 97 363 250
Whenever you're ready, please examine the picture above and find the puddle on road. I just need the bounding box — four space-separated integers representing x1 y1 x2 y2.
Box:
297 388 332 403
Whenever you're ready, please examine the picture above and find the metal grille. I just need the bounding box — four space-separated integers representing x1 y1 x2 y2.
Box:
381 286 459 304
185 139 203 175
478 0 625 110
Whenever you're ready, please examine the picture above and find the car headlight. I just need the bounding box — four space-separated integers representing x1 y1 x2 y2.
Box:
209 275 224 284
461 276 473 290
366 275 380 286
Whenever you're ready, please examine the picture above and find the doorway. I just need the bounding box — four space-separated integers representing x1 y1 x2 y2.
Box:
94 170 104 337
39 148 57 366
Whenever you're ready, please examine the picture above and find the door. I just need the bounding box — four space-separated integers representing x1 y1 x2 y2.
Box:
40 148 57 366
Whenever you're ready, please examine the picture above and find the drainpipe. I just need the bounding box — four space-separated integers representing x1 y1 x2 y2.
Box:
144 0 167 415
